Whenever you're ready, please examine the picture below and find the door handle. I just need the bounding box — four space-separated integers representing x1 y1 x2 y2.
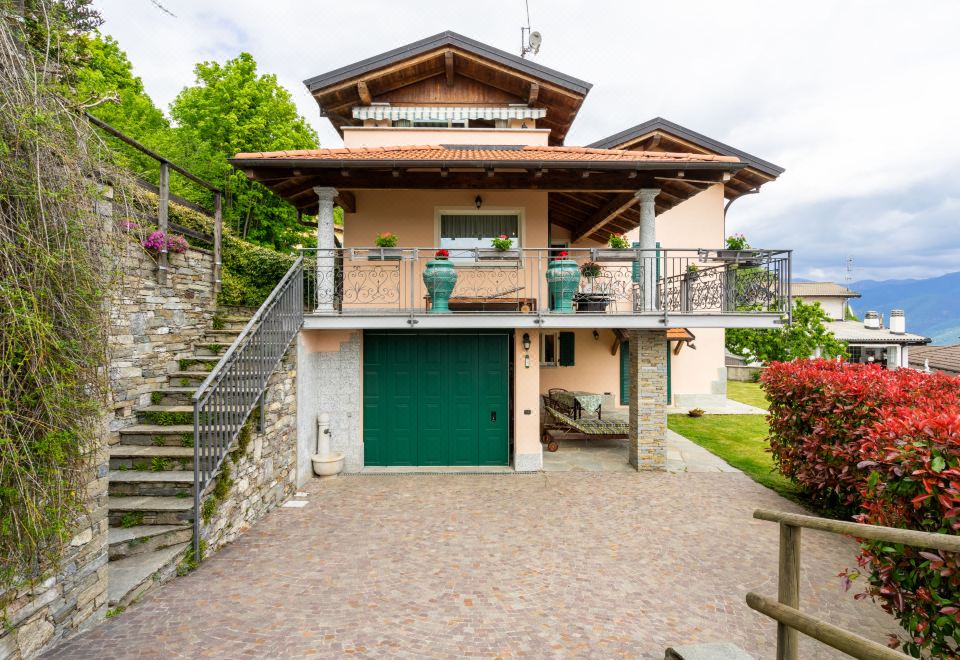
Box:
490 410 497 422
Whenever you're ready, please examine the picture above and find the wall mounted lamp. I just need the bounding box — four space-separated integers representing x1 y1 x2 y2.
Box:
593 329 600 341
522 333 532 351
475 195 483 210
522 332 531 369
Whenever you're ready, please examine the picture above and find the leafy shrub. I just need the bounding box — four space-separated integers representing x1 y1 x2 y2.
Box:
764 360 960 656
374 231 398 248
763 360 960 517
607 233 630 249
687 408 705 418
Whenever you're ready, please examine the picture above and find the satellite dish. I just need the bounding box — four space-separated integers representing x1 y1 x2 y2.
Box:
528 31 542 54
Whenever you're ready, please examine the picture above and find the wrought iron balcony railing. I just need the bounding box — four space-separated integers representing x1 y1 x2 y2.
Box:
299 247 792 319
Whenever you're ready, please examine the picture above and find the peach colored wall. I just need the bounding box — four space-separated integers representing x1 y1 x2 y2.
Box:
542 185 729 401
342 127 550 148
301 330 354 353
539 329 626 407
513 330 542 467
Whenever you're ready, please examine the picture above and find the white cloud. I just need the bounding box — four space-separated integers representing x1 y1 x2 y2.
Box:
93 0 960 280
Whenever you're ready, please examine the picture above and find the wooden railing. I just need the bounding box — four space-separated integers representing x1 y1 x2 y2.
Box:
750 508 960 659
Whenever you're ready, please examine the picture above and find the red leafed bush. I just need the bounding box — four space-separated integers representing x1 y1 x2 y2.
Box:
762 360 960 517
853 410 960 657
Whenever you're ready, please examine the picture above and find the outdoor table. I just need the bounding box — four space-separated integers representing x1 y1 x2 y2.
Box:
551 390 604 420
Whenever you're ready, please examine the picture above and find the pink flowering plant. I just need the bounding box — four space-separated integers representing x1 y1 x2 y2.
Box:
141 230 189 255
726 233 750 250
166 234 189 254
491 234 513 251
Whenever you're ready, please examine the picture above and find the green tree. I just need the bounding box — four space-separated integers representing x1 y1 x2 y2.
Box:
73 33 172 180
168 52 319 248
726 299 847 364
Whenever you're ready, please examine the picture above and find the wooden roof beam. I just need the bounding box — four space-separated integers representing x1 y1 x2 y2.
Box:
357 81 372 105
528 82 539 105
444 51 454 86
571 193 637 243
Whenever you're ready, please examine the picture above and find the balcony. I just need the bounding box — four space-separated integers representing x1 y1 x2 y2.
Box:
300 247 792 330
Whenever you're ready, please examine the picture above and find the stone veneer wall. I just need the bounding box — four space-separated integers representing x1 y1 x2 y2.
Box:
628 329 668 470
297 331 362 482
0 418 109 660
201 349 298 553
108 240 216 432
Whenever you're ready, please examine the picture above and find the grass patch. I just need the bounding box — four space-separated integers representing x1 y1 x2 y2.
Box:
105 606 125 619
726 380 769 410
667 414 798 500
119 512 144 529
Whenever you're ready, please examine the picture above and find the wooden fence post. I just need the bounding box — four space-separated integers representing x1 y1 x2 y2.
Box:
213 191 222 293
777 523 801 660
158 161 170 285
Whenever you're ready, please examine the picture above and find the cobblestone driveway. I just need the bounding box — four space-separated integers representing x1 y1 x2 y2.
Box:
47 473 895 659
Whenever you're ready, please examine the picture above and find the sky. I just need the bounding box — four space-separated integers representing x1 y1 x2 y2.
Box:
93 0 960 282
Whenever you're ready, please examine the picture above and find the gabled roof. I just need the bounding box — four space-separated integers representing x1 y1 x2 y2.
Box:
302 31 591 145
586 117 784 200
304 30 591 96
791 282 861 298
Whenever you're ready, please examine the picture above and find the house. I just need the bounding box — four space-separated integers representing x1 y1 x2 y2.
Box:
229 31 788 473
825 312 930 369
908 344 960 376
791 281 860 320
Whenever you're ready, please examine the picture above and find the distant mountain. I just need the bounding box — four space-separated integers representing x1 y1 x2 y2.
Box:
848 271 960 345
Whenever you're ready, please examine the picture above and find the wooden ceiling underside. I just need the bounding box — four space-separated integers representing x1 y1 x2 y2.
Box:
310 48 586 145
616 131 775 201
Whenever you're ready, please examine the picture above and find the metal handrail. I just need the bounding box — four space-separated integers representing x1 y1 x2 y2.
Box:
749 508 958 659
191 257 305 558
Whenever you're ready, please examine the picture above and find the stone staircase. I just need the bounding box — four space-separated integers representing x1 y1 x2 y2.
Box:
106 308 253 608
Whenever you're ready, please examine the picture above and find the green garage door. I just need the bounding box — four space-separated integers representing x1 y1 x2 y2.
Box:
363 332 509 466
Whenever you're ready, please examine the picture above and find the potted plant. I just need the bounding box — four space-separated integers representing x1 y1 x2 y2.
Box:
545 250 580 313
592 233 636 262
716 233 761 266
684 263 700 282
422 249 457 313
478 234 521 260
369 231 402 261
574 261 612 311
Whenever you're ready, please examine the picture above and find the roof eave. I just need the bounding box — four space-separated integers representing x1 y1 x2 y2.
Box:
302 30 592 96
228 157 744 172
587 117 784 179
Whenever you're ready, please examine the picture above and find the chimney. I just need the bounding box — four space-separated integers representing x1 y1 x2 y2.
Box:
864 310 880 329
890 309 905 334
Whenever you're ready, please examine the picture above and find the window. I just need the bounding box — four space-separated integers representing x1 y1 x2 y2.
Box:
440 212 520 252
541 332 575 367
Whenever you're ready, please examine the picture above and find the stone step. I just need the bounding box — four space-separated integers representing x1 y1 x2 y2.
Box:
108 496 194 527
148 386 196 407
178 355 220 373
166 371 210 387
108 524 192 561
118 424 194 447
137 405 194 426
110 445 194 471
203 329 241 342
193 341 232 357
107 542 190 608
109 470 195 497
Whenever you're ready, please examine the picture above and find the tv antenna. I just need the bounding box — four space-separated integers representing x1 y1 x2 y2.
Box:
845 256 854 282
520 0 542 58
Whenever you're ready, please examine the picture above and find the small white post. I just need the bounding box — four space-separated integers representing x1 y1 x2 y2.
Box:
314 186 337 311
635 188 660 311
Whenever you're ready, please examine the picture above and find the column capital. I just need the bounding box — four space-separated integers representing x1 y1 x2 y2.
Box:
313 186 338 202
634 188 661 203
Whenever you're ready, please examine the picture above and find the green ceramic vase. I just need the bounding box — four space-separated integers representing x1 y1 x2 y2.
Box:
422 259 457 313
546 259 581 313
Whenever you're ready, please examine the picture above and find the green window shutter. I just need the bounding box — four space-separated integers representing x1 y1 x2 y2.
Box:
558 332 575 366
620 340 630 404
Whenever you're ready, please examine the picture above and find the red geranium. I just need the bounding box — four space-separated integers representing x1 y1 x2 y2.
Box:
434 249 449 260
554 250 569 259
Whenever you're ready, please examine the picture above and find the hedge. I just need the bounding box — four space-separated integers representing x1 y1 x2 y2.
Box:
763 360 960 656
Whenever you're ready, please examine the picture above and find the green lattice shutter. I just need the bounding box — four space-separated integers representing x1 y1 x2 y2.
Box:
620 340 630 404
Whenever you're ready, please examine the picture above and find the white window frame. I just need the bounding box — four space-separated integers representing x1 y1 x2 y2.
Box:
434 207 525 263
540 332 560 367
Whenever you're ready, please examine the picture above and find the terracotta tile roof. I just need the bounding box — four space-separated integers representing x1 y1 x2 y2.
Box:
666 328 695 341
232 144 741 164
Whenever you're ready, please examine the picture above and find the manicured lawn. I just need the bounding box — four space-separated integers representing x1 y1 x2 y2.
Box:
667 414 799 500
726 380 768 410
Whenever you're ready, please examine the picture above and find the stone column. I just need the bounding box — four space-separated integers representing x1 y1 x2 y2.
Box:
635 188 660 311
627 329 667 470
314 186 337 311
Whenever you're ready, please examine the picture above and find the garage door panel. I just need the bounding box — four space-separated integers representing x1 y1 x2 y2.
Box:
477 334 509 466
385 335 418 466
448 335 479 465
418 335 448 466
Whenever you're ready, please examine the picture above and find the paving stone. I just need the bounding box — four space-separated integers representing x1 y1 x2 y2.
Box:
47 473 898 659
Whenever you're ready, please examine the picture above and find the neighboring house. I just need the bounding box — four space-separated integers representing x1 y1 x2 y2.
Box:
796 280 930 369
791 281 860 320
908 344 960 376
825 312 930 369
229 31 788 472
